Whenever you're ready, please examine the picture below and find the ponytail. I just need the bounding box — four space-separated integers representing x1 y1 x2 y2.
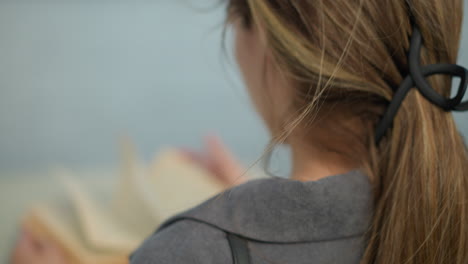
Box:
228 0 468 262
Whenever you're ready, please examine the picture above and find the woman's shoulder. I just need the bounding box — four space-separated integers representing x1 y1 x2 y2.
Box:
129 177 279 264
154 170 372 242
130 170 373 263
130 218 232 264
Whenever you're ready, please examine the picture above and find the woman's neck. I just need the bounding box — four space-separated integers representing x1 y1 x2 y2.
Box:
289 139 358 182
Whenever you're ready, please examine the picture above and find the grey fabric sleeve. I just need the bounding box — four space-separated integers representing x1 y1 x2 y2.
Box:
130 219 233 264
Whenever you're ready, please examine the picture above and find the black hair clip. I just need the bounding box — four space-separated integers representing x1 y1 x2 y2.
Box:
374 25 468 144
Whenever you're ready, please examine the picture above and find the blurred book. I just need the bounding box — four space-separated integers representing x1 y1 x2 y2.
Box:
21 140 229 264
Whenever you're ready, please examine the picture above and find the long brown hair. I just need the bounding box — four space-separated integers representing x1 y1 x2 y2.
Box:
226 0 468 263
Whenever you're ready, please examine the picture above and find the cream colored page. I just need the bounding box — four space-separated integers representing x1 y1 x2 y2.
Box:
148 149 225 222
60 172 142 252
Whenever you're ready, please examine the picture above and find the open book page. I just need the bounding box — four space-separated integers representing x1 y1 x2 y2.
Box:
110 139 163 239
60 172 142 253
147 148 225 221
18 139 267 264
23 201 129 264
54 146 226 256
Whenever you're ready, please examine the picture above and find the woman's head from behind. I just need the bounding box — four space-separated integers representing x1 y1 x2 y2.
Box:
226 0 468 263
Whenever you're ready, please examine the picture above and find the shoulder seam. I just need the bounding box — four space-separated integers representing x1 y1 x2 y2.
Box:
156 216 368 244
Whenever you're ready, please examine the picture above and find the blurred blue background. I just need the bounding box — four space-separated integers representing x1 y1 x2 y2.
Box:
0 0 467 172
0 0 270 172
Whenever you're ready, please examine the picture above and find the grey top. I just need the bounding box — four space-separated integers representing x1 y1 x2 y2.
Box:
130 169 374 264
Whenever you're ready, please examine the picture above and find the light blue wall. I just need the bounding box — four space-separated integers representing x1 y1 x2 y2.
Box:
0 1 467 171
0 1 270 170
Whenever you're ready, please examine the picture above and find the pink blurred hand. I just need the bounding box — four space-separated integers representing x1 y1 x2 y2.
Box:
10 226 67 264
180 135 248 186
